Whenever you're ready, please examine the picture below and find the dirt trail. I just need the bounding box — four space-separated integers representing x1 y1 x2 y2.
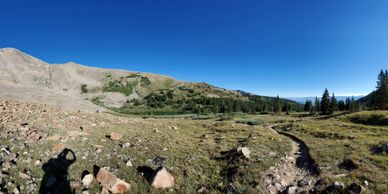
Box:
264 124 319 194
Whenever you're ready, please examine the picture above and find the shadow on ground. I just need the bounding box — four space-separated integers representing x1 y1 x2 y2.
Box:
39 148 76 194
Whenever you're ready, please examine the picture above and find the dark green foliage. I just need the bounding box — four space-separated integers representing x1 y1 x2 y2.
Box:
338 100 346 111
320 89 331 115
304 100 313 112
371 70 388 110
235 119 262 126
102 80 135 96
329 93 338 113
80 84 88 94
274 95 282 114
314 97 320 114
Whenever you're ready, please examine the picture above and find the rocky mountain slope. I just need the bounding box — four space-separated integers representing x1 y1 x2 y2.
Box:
0 48 249 112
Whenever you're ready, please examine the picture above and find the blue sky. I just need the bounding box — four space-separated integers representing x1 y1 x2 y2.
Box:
1 0 387 97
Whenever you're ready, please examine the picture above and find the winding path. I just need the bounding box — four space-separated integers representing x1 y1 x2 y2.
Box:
264 124 319 194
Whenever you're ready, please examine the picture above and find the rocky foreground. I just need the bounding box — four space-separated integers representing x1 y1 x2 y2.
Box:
0 98 292 193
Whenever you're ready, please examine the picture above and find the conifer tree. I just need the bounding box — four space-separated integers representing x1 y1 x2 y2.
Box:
304 100 312 112
329 93 338 114
372 69 388 110
320 88 331 115
274 95 282 114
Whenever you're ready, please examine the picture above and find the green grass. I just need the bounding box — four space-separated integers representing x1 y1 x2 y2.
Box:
0 110 290 193
273 112 388 193
346 111 388 126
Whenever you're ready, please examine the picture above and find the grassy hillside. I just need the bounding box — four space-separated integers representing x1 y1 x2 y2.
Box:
274 111 388 193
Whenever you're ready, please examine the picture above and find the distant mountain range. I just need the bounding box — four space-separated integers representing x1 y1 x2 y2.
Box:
285 96 365 104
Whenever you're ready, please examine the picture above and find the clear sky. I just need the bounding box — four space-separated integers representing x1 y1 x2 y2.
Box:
1 0 387 97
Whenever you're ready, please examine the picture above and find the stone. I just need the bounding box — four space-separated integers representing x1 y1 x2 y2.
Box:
298 178 310 187
19 172 30 179
34 160 41 166
82 190 90 194
82 174 94 188
110 132 123 140
47 135 61 141
13 187 20 194
27 131 41 141
126 160 133 167
151 167 175 189
122 142 130 148
287 186 299 194
52 143 65 151
237 146 251 158
197 186 208 193
96 168 130 193
101 188 109 194
111 180 131 194
333 181 345 190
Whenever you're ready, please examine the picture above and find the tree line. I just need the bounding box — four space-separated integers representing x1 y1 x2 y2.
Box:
304 89 358 115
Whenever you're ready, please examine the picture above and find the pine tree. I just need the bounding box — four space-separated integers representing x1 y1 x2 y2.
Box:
274 95 282 114
304 100 312 112
372 69 388 110
338 100 346 111
329 93 338 114
320 89 331 115
314 97 320 114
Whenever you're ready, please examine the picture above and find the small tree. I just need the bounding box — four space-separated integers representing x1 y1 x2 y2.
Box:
274 95 282 114
371 69 388 110
329 93 338 113
320 89 331 115
304 100 313 112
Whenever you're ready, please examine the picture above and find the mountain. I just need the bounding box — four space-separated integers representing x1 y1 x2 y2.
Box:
0 48 301 113
286 96 365 104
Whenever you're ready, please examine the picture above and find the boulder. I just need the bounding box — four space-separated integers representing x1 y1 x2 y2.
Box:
346 183 364 194
237 146 251 158
151 167 175 189
110 132 123 140
82 174 94 188
96 168 130 193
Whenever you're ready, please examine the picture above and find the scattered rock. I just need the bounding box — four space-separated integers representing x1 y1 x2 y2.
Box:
110 132 123 140
333 181 345 190
47 135 61 141
338 159 358 171
101 188 109 194
151 167 175 189
237 146 251 158
121 142 130 149
126 160 133 167
96 167 130 193
287 186 299 194
34 159 41 166
52 143 65 151
82 174 94 188
197 186 208 193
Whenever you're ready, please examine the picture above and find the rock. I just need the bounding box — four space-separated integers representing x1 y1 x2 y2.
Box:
298 178 310 187
237 146 251 158
82 174 94 188
47 135 61 141
382 142 388 153
13 187 20 194
82 190 90 194
19 172 30 179
126 160 133 167
27 131 41 141
269 151 277 156
101 188 109 194
151 167 175 189
96 167 130 193
197 186 208 193
52 143 65 151
122 142 130 148
34 160 41 166
287 186 299 194
110 132 123 140
333 181 345 190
